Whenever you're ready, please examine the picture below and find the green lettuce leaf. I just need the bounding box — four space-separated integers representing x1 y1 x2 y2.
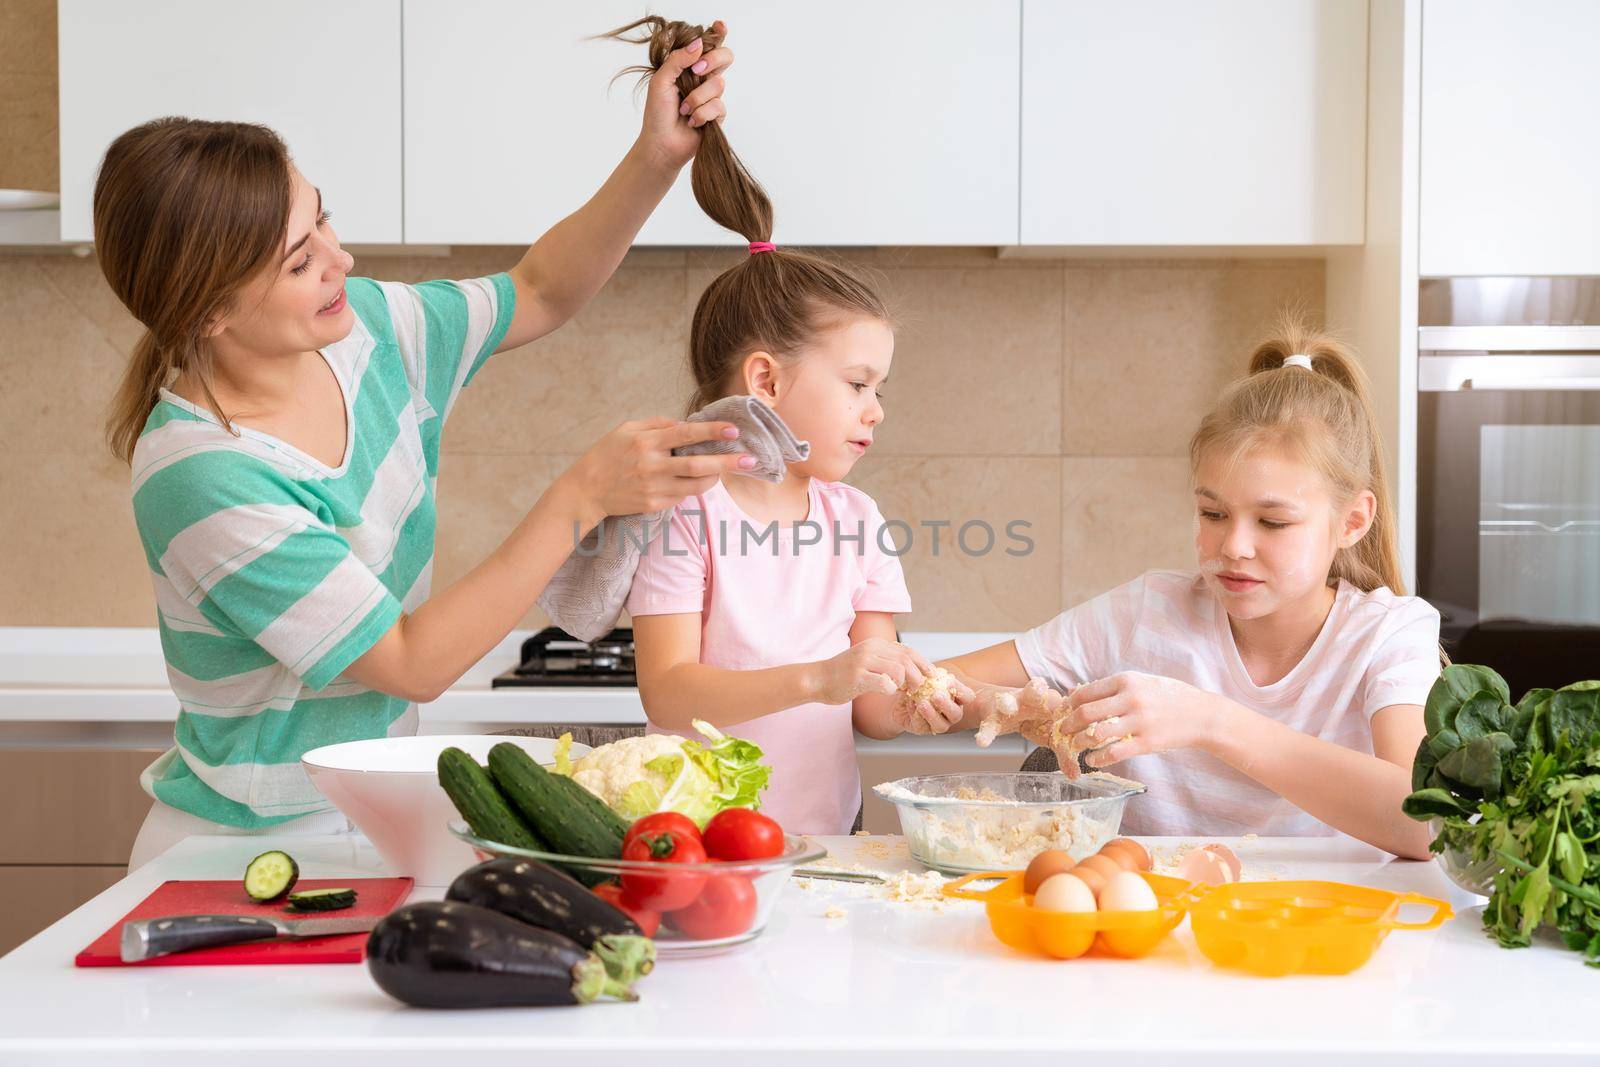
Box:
683 719 772 815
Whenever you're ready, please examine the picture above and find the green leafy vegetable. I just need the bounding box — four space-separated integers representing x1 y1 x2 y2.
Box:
681 720 771 814
1405 665 1600 966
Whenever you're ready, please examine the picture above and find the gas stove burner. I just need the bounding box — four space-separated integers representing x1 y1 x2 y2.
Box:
493 627 637 688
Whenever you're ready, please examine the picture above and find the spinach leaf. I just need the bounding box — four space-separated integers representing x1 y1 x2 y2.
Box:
1428 764 1479 801
1402 787 1477 819
1547 686 1600 755
1411 735 1438 793
1456 692 1512 743
1428 727 1463 761
1511 688 1552 750
1438 732 1515 797
1425 665 1510 736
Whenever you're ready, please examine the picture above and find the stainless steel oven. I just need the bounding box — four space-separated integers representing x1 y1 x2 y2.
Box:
1418 277 1600 694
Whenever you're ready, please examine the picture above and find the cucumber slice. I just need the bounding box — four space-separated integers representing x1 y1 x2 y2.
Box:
284 887 358 912
243 850 299 902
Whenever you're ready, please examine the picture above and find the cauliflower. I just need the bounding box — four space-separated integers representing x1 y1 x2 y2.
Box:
555 720 771 828
568 733 687 813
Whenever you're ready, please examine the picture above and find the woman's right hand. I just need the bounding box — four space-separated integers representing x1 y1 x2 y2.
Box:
561 416 756 526
810 638 932 706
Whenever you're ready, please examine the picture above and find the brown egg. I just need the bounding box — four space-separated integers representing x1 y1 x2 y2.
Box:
1096 843 1140 872
1101 838 1152 872
1068 861 1110 898
1075 853 1124 886
1023 849 1076 895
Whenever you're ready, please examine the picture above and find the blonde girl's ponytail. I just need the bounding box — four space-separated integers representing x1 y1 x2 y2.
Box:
1192 311 1407 596
601 17 890 416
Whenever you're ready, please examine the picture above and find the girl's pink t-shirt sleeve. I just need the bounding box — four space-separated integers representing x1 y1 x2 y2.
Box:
626 505 709 617
851 497 913 614
1360 597 1443 719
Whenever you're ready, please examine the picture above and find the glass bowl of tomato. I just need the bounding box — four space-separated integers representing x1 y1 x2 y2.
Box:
447 814 827 955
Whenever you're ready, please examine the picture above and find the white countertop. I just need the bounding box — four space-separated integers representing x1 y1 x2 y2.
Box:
0 627 1008 729
1 832 1594 1063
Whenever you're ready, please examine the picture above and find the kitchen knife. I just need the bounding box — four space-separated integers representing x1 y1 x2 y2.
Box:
121 913 380 962
793 867 891 883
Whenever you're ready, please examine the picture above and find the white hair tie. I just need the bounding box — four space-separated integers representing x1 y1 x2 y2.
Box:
1283 353 1314 370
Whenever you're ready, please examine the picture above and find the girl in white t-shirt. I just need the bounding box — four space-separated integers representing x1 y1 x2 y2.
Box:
945 317 1440 858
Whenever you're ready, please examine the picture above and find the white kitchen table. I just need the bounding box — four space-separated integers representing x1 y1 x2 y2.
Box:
0 832 1594 1065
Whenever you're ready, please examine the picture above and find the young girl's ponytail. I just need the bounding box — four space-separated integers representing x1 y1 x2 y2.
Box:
603 17 889 414
603 17 773 244
1192 312 1407 596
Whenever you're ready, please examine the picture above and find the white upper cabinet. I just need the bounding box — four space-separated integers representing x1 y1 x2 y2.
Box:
1020 0 1368 246
57 0 403 244
1420 0 1600 277
402 1 1021 246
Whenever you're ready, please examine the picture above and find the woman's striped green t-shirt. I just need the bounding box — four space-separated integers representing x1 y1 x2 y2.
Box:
131 273 515 828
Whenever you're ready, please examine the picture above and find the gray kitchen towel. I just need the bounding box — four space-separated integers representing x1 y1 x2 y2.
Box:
536 395 810 642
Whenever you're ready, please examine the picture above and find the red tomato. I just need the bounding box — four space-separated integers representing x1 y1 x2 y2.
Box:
592 882 660 938
667 874 758 940
701 808 785 861
622 812 702 853
620 829 707 912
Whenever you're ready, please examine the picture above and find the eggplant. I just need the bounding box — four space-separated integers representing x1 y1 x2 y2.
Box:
447 858 655 983
365 901 637 1008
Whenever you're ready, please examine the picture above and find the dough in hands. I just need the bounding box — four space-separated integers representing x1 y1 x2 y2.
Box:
974 679 1058 748
1046 712 1132 775
893 666 955 735
970 679 1131 775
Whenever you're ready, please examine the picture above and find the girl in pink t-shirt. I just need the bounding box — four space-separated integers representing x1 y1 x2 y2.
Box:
620 39 971 835
946 317 1441 858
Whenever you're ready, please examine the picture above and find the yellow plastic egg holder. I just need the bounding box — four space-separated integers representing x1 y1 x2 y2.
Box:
1184 879 1452 976
943 870 1201 960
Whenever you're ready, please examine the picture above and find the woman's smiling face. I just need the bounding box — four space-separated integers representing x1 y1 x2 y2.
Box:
207 166 356 357
1192 445 1375 620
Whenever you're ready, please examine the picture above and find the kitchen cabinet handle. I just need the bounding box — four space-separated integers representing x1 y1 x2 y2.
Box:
1462 376 1600 391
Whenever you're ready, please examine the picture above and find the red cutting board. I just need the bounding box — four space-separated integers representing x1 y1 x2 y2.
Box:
75 877 413 967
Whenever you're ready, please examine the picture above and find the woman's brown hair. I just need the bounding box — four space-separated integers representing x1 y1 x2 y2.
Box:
603 17 890 412
98 117 294 462
1189 312 1407 595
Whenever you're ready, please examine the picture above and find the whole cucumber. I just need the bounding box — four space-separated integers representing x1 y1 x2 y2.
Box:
487 743 622 860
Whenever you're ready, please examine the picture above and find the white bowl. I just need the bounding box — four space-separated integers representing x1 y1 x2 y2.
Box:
301 735 590 887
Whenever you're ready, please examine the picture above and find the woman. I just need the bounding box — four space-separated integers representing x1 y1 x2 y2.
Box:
105 26 750 868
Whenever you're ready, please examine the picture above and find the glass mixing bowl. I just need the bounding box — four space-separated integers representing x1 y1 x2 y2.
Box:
874 772 1146 874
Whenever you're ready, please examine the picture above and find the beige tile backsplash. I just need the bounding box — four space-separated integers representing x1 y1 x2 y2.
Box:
0 247 1322 632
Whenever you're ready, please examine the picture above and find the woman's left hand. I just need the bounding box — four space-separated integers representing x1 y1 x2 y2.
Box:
638 20 735 171
1061 671 1226 769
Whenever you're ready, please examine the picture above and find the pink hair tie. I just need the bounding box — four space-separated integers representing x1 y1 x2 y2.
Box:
747 241 777 255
